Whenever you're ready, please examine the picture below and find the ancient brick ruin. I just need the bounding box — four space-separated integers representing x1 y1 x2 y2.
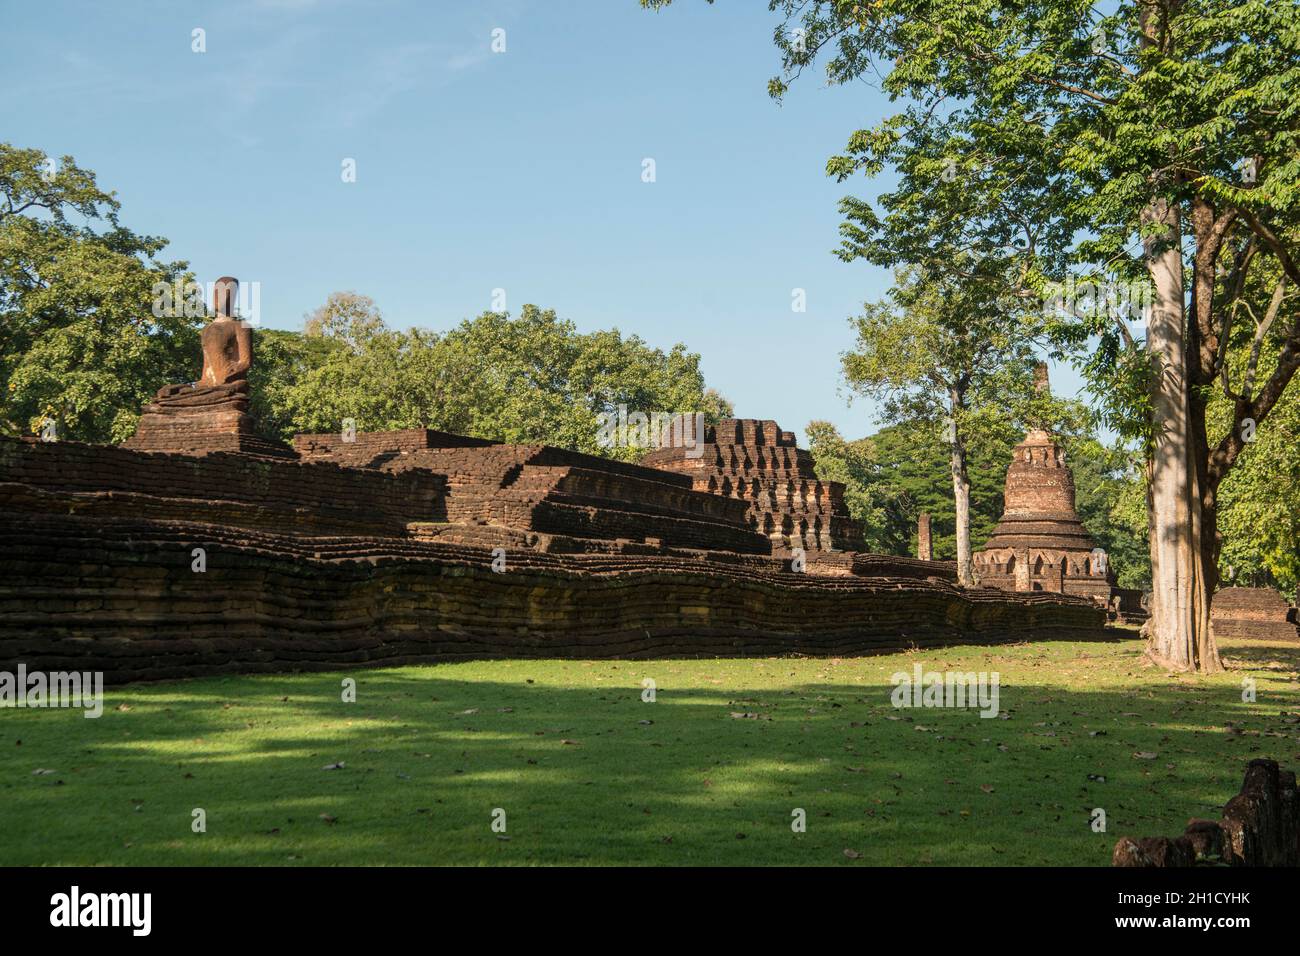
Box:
642 418 867 556
972 427 1146 621
125 278 296 460
0 301 1110 682
1211 587 1300 642
294 427 772 556
1113 758 1300 866
917 513 933 562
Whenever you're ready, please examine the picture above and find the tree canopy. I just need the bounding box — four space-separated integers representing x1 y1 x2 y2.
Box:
646 0 1300 671
0 143 197 442
251 292 732 461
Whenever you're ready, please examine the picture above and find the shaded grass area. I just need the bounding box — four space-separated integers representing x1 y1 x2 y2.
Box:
2 635 1298 866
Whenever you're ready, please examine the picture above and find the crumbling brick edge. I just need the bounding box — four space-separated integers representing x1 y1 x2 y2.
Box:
1113 758 1299 866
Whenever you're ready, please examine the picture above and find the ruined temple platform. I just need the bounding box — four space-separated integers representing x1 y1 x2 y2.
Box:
124 381 297 459
642 418 867 554
0 430 1108 683
1211 587 1300 641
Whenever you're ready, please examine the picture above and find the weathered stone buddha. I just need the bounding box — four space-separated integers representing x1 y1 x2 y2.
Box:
125 277 294 458
200 277 252 383
151 277 252 405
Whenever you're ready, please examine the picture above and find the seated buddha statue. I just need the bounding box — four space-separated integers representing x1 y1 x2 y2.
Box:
155 277 252 403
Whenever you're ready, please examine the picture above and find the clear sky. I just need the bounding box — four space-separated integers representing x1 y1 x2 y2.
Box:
3 0 1091 443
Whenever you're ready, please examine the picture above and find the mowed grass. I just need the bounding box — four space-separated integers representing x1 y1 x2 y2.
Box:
2 634 1298 866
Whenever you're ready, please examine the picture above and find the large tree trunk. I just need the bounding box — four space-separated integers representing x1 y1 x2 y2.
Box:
1186 324 1226 673
1141 197 1221 671
948 391 973 586
952 445 972 586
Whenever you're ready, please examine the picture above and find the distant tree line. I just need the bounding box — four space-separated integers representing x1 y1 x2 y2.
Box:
806 417 1153 592
251 291 732 462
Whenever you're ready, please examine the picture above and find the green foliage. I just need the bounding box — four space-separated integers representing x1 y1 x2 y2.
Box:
1211 350 1300 593
1065 437 1152 591
808 418 1013 559
842 267 1043 423
0 144 198 442
808 414 1152 588
255 295 728 461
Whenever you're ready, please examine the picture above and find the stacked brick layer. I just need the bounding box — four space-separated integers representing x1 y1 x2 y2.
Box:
0 438 446 535
1211 587 1300 641
293 428 495 467
298 432 770 555
0 436 1107 682
124 383 296 459
642 418 867 553
0 512 1106 683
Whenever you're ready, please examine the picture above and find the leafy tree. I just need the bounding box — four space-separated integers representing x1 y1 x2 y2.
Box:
246 327 334 443
645 0 1300 672
807 418 1015 559
257 295 731 461
265 291 423 435
0 144 197 442
809 413 1150 587
840 268 1041 583
1212 341 1300 593
1068 437 1152 591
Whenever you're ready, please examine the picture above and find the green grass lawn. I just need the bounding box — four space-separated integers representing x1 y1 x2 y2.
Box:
3 633 1298 866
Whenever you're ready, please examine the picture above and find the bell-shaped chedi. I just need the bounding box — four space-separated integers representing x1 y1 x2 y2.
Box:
973 424 1146 617
973 428 1107 588
124 277 295 458
972 364 1132 610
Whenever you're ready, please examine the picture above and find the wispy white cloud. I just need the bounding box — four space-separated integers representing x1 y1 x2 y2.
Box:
0 3 500 133
330 38 492 128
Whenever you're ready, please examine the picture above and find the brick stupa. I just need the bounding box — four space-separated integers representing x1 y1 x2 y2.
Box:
642 418 866 555
971 427 1116 601
970 364 1149 616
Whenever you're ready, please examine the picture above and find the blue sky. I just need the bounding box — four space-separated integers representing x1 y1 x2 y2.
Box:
3 0 1090 443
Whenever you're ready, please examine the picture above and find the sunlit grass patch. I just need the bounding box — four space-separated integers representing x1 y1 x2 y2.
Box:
2 635 1296 866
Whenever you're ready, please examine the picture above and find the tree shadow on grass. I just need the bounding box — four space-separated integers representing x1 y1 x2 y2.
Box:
1218 638 1300 670
1 642 1296 867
